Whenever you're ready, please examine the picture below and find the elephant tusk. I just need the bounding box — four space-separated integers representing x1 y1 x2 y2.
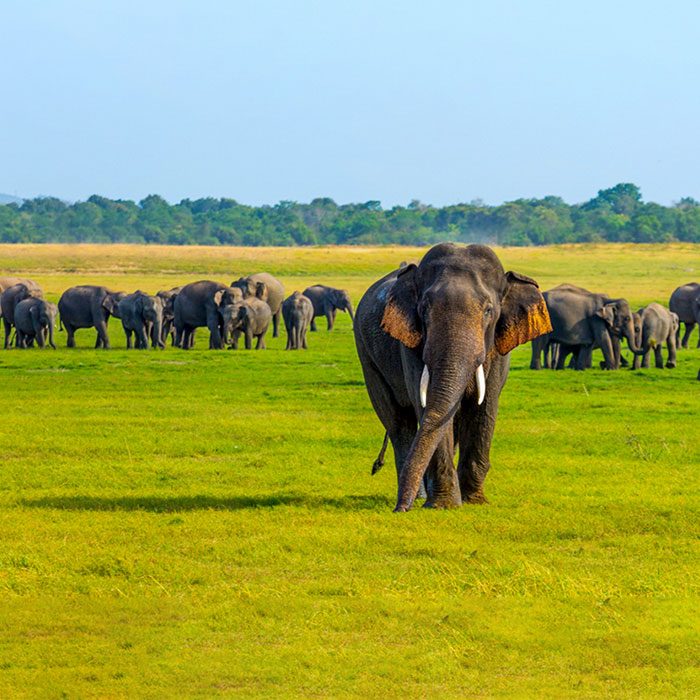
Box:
419 365 429 408
476 364 486 405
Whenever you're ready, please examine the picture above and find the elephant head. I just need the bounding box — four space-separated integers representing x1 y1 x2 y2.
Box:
103 292 126 319
31 300 57 349
220 301 246 343
214 286 243 309
139 294 165 349
597 299 641 355
331 288 354 321
157 288 180 322
381 244 552 510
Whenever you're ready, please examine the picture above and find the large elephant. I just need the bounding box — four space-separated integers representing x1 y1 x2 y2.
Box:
632 303 678 369
156 286 181 346
1 282 44 348
354 243 552 512
231 273 284 338
220 297 271 349
173 281 242 349
302 285 354 331
0 277 42 321
669 282 700 348
118 291 165 349
14 298 58 349
536 284 640 370
58 285 126 348
282 292 313 349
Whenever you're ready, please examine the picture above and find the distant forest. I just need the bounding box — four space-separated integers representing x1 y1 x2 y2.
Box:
1 183 699 246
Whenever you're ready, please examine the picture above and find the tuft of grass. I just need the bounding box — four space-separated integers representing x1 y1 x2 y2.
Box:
0 243 698 697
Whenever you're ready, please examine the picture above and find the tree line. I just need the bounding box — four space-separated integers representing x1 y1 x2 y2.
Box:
1 183 699 246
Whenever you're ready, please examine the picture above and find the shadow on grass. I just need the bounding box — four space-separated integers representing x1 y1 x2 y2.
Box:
20 493 392 513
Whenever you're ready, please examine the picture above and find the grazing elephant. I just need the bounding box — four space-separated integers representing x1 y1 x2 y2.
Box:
282 292 313 349
156 286 181 346
231 273 284 338
173 281 242 349
221 297 271 349
58 285 126 349
1 283 44 348
354 243 552 512
302 285 354 331
118 291 165 349
540 284 640 369
14 298 58 349
632 303 678 369
669 282 700 348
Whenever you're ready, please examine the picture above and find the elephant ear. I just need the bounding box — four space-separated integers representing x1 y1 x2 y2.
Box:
595 303 616 327
255 282 268 300
213 290 225 306
495 271 552 355
102 294 120 315
380 264 422 348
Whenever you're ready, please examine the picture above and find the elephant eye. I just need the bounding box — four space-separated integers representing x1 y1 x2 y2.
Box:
483 306 493 318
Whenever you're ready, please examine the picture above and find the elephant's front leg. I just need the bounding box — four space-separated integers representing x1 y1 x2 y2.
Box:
423 429 461 509
244 328 253 350
272 310 281 338
94 317 111 349
206 313 223 349
681 322 695 348
456 364 504 504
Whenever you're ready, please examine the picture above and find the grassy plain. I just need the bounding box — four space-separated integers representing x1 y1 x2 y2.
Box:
0 243 698 698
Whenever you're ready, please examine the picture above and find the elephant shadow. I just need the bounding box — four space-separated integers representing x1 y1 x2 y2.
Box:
20 493 392 513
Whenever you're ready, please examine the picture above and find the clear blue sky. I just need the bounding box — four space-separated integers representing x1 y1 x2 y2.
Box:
1 0 699 206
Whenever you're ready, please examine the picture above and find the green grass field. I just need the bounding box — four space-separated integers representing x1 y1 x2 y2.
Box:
0 243 698 698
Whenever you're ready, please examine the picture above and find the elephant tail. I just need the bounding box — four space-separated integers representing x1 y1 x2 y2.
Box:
59 317 64 331
371 433 390 475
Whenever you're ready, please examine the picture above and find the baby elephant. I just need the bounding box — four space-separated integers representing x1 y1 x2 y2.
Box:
118 291 165 349
303 285 354 331
221 297 271 350
282 292 313 349
633 303 678 369
14 298 58 349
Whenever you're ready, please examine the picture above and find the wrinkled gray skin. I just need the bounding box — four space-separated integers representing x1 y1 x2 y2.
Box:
156 286 181 346
669 282 700 348
354 243 551 512
231 273 284 338
632 303 678 369
58 286 126 348
173 281 242 349
221 297 272 349
531 284 640 370
302 285 354 331
2 282 44 348
14 298 58 349
119 291 165 349
282 292 313 349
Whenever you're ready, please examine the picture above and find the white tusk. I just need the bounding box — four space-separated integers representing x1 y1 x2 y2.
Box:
476 364 486 405
420 365 429 408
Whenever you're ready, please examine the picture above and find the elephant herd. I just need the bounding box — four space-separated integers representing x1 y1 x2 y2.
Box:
530 281 699 372
0 275 355 351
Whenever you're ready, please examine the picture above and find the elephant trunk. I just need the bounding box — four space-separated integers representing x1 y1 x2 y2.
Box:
395 324 483 511
622 316 641 354
152 317 164 349
48 320 56 349
346 302 355 322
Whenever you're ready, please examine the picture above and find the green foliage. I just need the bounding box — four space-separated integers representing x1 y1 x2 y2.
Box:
0 244 698 696
3 184 700 245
